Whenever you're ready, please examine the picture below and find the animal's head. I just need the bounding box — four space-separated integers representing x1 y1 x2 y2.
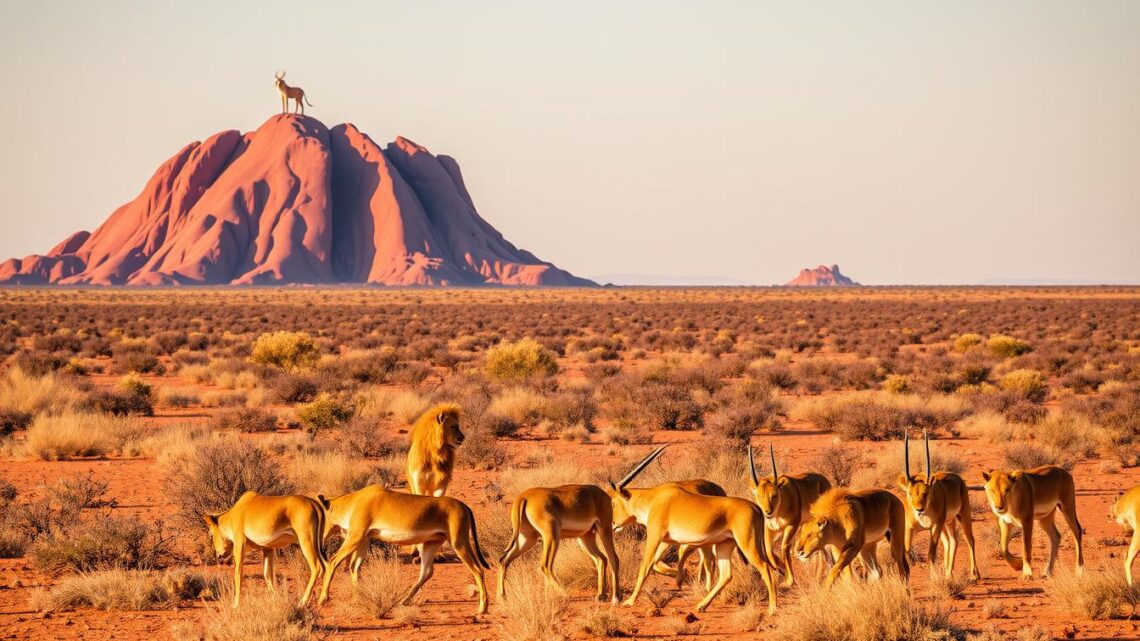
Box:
898 430 934 514
605 445 668 530
419 403 464 450
795 488 847 560
274 70 286 88
794 515 833 560
202 514 232 559
981 470 1019 514
747 444 784 517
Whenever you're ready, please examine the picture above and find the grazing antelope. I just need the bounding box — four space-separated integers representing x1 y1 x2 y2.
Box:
274 71 313 115
612 451 779 614
606 446 727 590
897 430 979 580
982 465 1083 578
407 403 463 497
748 443 831 586
497 466 631 602
1111 485 1140 585
316 486 491 615
203 491 329 608
794 488 909 589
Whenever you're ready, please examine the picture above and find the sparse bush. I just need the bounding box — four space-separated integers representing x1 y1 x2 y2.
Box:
986 334 1032 358
953 334 984 353
249 331 319 372
1046 569 1139 619
769 577 953 641
90 389 154 417
288 451 394 495
0 368 86 416
23 412 145 460
30 514 179 573
497 576 569 641
489 387 545 425
485 338 558 382
269 372 319 403
295 393 353 436
457 429 508 470
156 386 200 408
576 605 634 637
706 380 783 443
883 375 911 394
177 586 318 641
347 549 414 618
340 416 403 459
211 407 278 433
809 443 864 487
999 369 1048 403
0 407 33 435
33 569 174 611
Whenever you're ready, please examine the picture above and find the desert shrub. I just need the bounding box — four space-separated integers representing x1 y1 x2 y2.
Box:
269 372 319 403
485 338 558 382
211 407 278 433
0 368 87 416
457 428 509 470
883 374 911 394
113 348 161 374
0 407 33 435
542 386 599 431
33 569 176 611
953 333 984 352
705 380 783 444
1003 444 1067 470
1035 413 1100 462
576 605 634 638
795 393 966 441
808 443 864 487
769 577 953 641
288 450 394 495
117 373 153 399
1046 569 1139 619
23 412 145 460
156 386 200 408
749 360 798 390
490 387 546 425
986 334 1032 358
599 421 653 445
295 393 353 436
346 549 414 618
176 586 318 641
164 440 293 533
90 389 154 417
30 513 179 573
966 388 1047 424
200 390 248 408
499 459 593 497
497 575 569 641
1064 383 1140 451
340 416 403 459
249 331 319 371
639 383 703 431
0 529 29 558
999 369 1048 403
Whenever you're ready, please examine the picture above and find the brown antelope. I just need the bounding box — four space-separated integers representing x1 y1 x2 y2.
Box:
897 430 979 580
794 488 909 589
203 492 329 608
316 486 491 615
612 450 779 614
274 71 313 115
606 446 726 590
982 465 1083 578
1111 485 1140 585
748 443 831 586
497 460 638 603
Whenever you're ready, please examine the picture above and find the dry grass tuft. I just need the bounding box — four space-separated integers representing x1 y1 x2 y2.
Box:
32 569 174 612
23 412 146 460
1046 568 1139 620
0 369 87 416
769 577 953 641
575 605 634 637
346 550 414 618
172 585 318 641
497 575 569 641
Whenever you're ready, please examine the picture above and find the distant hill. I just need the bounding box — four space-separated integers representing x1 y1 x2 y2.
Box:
0 115 593 287
784 264 860 287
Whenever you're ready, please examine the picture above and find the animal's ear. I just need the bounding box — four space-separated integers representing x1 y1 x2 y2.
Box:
1010 471 1023 480
436 411 446 425
981 471 991 482
815 516 828 527
316 494 330 509
896 473 910 488
777 477 789 487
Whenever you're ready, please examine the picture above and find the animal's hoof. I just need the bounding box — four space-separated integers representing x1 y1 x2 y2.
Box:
621 598 636 608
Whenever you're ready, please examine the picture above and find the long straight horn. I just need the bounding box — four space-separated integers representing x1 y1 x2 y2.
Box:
748 444 759 486
618 445 667 488
924 429 932 479
904 430 911 481
769 443 779 482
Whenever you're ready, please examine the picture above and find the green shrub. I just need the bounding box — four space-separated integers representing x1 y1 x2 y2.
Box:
999 369 1048 403
295 393 354 436
953 333 984 352
986 334 1032 358
484 339 558 382
116 374 154 400
249 331 319 371
883 375 911 394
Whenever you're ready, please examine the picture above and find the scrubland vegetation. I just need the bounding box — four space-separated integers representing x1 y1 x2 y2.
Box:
0 287 1138 639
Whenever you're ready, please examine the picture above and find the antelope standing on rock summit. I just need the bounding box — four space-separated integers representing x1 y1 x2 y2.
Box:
275 71 312 115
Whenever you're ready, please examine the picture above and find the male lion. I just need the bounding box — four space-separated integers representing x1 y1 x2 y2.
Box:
406 403 464 497
982 465 1083 578
794 487 909 588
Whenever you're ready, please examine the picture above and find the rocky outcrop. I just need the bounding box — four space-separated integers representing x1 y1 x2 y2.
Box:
0 115 592 287
784 264 860 287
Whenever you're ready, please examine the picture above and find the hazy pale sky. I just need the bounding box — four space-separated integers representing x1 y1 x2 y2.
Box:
1 1 1138 285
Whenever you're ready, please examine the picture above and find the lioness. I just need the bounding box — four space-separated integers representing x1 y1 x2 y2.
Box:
794 488 909 588
317 485 491 614
406 403 463 497
982 465 1083 578
1111 485 1140 585
203 491 328 607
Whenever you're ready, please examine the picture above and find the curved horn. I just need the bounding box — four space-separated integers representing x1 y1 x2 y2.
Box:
275 70 284 79
924 429 932 479
747 444 759 486
618 445 667 489
769 443 779 482
904 430 911 481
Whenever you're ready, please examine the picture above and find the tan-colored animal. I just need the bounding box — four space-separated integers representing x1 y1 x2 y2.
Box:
406 403 463 497
794 488 909 589
1111 485 1140 585
611 453 779 614
606 447 727 589
982 465 1083 578
499 481 622 601
897 431 979 580
316 485 491 614
748 443 832 586
274 71 312 115
203 491 328 607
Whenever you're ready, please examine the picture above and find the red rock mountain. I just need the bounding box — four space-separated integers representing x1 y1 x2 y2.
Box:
784 264 860 287
0 115 593 286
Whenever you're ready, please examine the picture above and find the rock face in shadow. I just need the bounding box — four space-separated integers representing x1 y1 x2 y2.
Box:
784 264 861 287
0 115 593 287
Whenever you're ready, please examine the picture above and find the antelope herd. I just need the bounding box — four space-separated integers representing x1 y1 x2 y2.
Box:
200 402 1137 621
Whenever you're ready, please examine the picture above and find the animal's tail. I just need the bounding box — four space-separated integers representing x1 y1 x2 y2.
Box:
465 504 492 570
304 94 314 107
315 495 331 568
499 498 526 565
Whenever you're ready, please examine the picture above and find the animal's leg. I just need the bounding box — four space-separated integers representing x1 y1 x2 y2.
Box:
824 544 861 589
780 525 796 587
538 526 565 593
297 523 327 606
403 540 442 606
997 518 1022 572
597 528 621 604
698 546 717 591
1040 512 1061 578
927 520 945 576
1125 529 1140 586
623 531 667 607
1058 497 1084 573
671 544 691 586
319 529 368 604
577 534 608 601
736 529 778 614
350 544 366 584
230 536 246 608
497 529 537 598
943 519 959 577
1020 516 1035 579
958 512 981 580
452 530 488 615
262 549 276 591
695 541 736 613
859 543 881 580
652 545 679 579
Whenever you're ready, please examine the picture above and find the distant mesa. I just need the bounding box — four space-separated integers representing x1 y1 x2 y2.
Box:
0 115 593 287
784 264 860 287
